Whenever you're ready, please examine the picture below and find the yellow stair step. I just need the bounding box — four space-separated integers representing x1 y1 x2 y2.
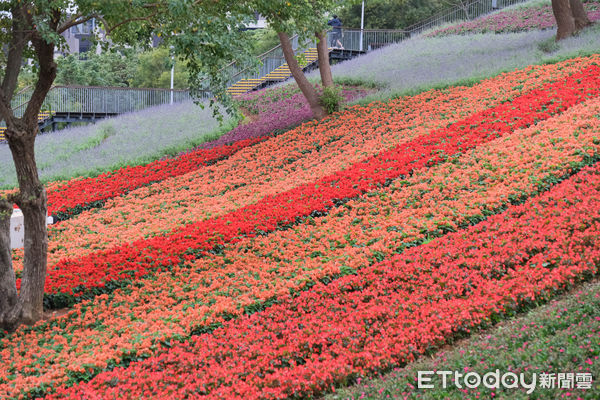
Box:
225 47 325 94
231 83 256 86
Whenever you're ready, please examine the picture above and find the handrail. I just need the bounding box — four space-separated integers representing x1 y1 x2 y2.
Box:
341 27 409 33
47 84 190 92
1 85 198 126
199 33 302 89
404 0 530 35
13 85 33 97
404 2 476 31
339 0 529 35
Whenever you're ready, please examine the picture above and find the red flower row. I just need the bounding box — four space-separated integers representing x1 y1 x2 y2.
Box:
38 65 600 302
48 161 600 399
46 136 265 220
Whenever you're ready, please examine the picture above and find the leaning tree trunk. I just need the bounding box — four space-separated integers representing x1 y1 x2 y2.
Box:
569 0 592 29
552 0 577 40
316 31 334 89
277 31 327 120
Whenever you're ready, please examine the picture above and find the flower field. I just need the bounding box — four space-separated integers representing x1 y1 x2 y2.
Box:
429 0 600 37
44 86 365 221
46 137 265 221
15 58 600 297
49 161 600 399
2 54 600 399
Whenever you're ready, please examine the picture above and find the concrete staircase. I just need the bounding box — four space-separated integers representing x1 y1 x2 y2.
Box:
0 111 52 141
227 47 322 96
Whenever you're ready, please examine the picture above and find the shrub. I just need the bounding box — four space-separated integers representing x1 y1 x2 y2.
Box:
319 85 344 114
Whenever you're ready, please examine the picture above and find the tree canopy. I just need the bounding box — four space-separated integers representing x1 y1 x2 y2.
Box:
338 0 443 30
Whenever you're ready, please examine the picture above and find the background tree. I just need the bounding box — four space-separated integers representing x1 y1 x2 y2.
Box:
47 47 189 89
55 49 138 87
441 0 472 20
250 27 281 56
0 0 255 331
132 47 189 89
552 0 592 40
338 0 440 30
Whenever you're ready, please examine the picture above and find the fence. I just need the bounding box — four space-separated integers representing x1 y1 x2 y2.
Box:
404 0 531 36
332 29 409 52
2 86 197 128
36 86 193 115
219 35 305 88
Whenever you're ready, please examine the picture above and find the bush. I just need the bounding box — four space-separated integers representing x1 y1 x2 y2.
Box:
319 85 344 114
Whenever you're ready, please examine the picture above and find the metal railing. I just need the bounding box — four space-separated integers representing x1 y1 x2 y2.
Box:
331 29 408 52
223 29 408 90
35 86 193 115
221 34 306 87
10 86 35 111
404 0 531 36
2 86 197 127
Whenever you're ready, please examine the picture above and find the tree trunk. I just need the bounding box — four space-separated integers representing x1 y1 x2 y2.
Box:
0 21 56 329
462 3 471 20
316 31 334 88
0 199 21 332
277 31 327 120
552 0 577 40
4 130 49 326
569 0 592 30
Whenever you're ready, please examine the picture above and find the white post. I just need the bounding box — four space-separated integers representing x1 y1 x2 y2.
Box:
170 46 175 105
360 0 365 52
10 208 53 249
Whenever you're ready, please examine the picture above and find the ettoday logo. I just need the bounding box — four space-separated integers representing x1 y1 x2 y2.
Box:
417 370 593 393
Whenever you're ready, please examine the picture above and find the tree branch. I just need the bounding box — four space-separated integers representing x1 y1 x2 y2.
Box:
57 13 99 34
1 4 30 104
0 87 15 126
104 10 160 35
20 10 59 133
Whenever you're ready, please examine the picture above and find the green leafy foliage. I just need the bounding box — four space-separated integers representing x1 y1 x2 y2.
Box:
339 0 446 29
131 47 189 89
55 50 138 87
319 84 344 113
250 0 342 39
250 27 281 56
